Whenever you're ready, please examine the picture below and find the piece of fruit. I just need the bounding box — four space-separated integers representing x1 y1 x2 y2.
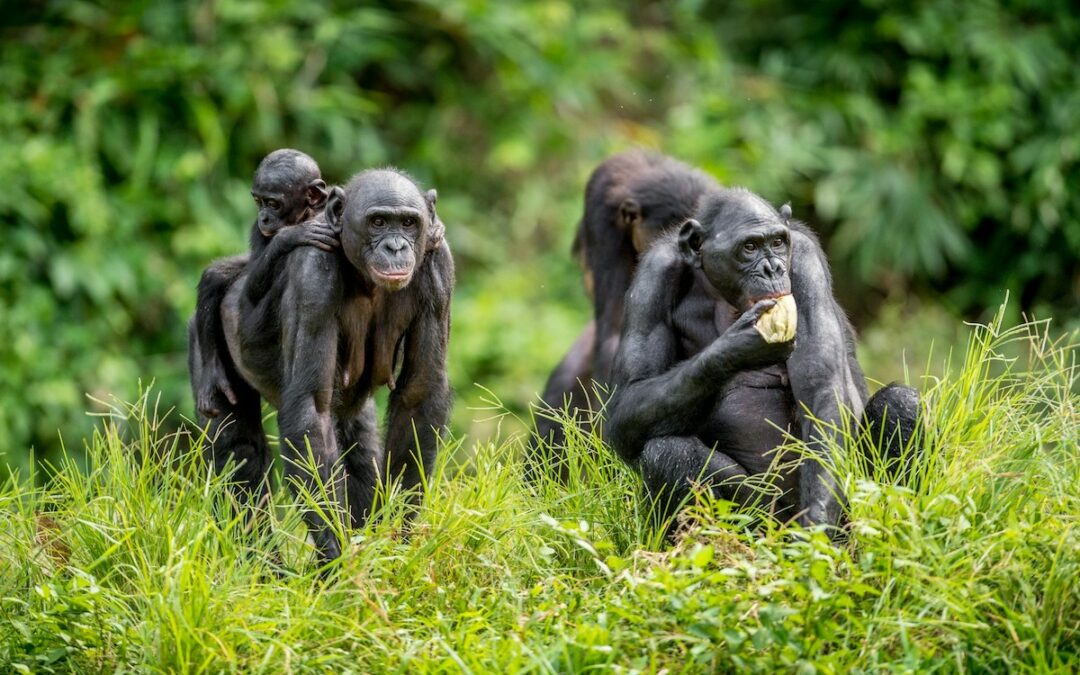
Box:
754 294 797 343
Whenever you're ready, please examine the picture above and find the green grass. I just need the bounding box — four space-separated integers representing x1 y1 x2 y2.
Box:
1 310 1077 673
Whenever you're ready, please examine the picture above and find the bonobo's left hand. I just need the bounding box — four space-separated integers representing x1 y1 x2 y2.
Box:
277 223 340 252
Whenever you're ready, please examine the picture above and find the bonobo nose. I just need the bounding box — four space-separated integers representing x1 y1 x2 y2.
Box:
763 258 784 278
385 237 408 253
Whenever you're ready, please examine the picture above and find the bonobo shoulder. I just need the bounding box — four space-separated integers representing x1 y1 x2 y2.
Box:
633 233 684 281
624 234 684 309
287 246 343 307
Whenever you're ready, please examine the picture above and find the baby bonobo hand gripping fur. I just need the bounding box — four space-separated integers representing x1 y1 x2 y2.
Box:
188 149 338 419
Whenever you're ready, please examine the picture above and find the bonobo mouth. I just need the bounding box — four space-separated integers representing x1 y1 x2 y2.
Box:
371 268 413 286
745 291 790 309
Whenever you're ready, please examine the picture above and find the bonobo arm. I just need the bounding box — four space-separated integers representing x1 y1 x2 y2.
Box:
786 226 867 529
241 220 339 306
605 243 789 462
273 248 347 561
585 221 634 385
384 244 454 492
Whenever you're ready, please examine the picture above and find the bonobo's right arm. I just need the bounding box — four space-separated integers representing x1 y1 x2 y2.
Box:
273 248 347 562
241 219 339 306
605 243 790 463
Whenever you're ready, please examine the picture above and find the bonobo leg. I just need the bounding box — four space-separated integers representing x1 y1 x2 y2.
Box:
337 400 384 528
189 320 272 500
530 320 597 481
861 383 922 480
639 436 751 526
202 390 272 502
193 257 246 418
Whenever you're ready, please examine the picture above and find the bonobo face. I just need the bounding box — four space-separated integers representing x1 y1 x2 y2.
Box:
679 189 792 310
251 149 327 237
328 170 435 292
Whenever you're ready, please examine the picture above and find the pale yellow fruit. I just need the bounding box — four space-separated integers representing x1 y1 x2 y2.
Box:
754 294 797 343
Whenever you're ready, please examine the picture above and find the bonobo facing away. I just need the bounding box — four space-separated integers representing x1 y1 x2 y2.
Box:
194 168 453 563
604 187 919 532
189 149 337 419
533 151 718 467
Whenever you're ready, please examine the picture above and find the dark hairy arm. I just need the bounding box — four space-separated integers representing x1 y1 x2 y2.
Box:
273 248 347 561
385 244 454 491
242 219 339 306
604 244 788 462
786 225 868 529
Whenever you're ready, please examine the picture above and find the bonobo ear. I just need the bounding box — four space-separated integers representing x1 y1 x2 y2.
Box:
779 203 792 222
307 179 329 209
619 198 641 230
678 219 704 267
424 188 445 251
326 186 346 234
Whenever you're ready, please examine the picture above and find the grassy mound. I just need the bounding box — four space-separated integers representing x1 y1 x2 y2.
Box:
2 310 1077 672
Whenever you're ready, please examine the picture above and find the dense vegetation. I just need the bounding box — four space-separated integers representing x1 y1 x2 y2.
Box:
1 2 1078 471
2 314 1077 671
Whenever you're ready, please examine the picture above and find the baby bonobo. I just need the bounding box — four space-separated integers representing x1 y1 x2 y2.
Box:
190 149 338 418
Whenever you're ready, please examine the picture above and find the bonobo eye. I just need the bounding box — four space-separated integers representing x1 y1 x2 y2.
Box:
743 241 757 254
267 199 281 211
403 217 416 228
372 216 386 228
771 236 785 248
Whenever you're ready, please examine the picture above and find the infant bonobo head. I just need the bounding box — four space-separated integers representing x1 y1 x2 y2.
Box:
679 188 793 310
251 149 328 238
326 169 439 291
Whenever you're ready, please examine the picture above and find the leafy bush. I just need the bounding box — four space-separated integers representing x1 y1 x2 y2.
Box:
1 0 1076 467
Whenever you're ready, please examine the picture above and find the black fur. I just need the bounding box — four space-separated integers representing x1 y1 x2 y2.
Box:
198 167 454 563
604 187 921 535
533 151 718 474
190 149 333 419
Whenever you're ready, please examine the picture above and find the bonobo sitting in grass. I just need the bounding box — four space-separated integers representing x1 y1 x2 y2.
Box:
604 187 920 533
533 151 718 472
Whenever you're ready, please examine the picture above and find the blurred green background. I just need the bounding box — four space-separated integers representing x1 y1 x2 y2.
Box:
2 0 1077 473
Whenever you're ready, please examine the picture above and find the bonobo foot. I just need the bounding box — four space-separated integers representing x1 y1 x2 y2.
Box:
196 357 238 418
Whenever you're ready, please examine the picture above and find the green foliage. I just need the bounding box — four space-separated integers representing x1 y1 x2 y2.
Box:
1 0 1077 466
1 313 1077 671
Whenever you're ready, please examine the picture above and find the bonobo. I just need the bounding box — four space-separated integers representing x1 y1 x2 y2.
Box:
534 151 717 464
193 168 453 563
189 149 337 418
604 187 919 532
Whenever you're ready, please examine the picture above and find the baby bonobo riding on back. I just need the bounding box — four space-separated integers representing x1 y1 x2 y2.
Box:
189 149 338 418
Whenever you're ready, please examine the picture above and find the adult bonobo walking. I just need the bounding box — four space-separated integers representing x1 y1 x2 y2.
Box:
533 151 717 469
197 168 453 563
605 187 919 533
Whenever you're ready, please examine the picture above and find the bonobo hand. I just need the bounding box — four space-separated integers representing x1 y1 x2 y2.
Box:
276 223 340 252
709 299 795 373
197 356 238 418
